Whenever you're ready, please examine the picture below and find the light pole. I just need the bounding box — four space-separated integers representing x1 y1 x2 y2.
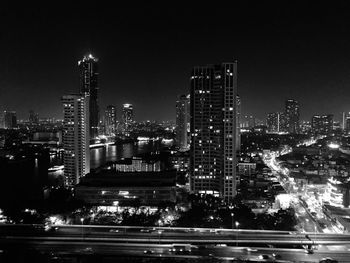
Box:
231 213 234 229
235 221 239 246
80 218 84 240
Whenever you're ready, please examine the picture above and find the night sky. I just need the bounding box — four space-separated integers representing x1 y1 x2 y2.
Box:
1 3 350 122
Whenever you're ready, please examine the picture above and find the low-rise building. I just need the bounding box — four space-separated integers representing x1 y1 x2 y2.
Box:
75 170 177 206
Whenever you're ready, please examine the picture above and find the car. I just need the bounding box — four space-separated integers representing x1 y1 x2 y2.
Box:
243 247 258 252
109 229 119 233
319 257 338 263
258 254 270 260
140 229 151 233
305 248 314 254
272 253 282 259
143 250 155 254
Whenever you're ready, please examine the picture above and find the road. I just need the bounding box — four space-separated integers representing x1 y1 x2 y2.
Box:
1 224 350 262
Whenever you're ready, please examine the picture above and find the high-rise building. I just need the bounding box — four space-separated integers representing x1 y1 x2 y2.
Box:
78 54 99 139
176 94 190 151
285 99 300 133
2 111 17 129
190 61 237 202
236 95 241 151
29 110 39 125
62 95 90 188
122 103 134 136
312 115 333 135
346 118 350 133
105 105 117 136
342 112 347 131
267 112 281 133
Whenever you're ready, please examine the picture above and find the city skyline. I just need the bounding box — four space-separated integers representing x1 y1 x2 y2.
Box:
2 4 350 121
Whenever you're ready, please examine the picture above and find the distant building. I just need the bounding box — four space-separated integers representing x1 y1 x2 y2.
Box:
113 157 161 172
29 110 39 125
122 103 134 136
105 105 117 136
190 61 237 202
75 170 177 206
62 94 90 188
311 115 333 135
78 54 99 139
238 162 256 177
176 94 190 151
241 115 255 129
170 151 190 173
2 111 17 129
285 99 300 133
266 112 281 133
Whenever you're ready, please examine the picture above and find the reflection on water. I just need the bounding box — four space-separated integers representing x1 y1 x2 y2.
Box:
90 141 164 169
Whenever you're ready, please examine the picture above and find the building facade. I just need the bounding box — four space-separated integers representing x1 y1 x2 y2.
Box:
105 105 117 136
285 99 300 133
176 94 190 151
266 112 281 133
62 95 90 188
2 111 17 129
122 103 134 136
190 61 237 202
78 54 99 139
311 114 333 135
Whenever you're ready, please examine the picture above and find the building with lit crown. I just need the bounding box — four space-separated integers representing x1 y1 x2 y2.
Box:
78 54 99 139
190 61 237 202
62 94 90 188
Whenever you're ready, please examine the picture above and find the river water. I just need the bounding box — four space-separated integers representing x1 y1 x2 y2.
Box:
90 140 168 169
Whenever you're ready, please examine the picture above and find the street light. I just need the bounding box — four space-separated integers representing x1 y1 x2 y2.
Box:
80 218 84 240
231 213 234 229
235 221 239 247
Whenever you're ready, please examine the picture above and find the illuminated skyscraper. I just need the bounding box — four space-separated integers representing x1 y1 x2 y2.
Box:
236 95 241 151
190 61 237 202
176 94 190 151
122 103 134 136
105 105 117 136
78 54 99 139
312 114 333 135
62 95 90 188
285 99 300 133
267 112 281 133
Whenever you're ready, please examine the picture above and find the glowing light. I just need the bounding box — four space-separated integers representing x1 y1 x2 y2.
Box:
328 143 340 149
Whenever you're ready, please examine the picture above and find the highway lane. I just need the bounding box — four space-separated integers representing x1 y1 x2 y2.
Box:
2 224 350 245
1 240 349 262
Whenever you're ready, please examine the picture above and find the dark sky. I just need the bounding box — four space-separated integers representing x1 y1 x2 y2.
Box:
1 2 350 122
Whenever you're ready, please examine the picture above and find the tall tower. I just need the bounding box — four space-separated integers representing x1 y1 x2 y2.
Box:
285 99 300 134
236 95 241 151
190 61 237 202
62 95 90 188
176 95 190 151
122 103 134 136
78 54 99 139
105 105 117 136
